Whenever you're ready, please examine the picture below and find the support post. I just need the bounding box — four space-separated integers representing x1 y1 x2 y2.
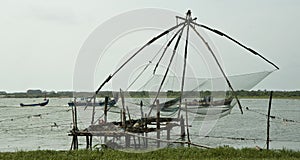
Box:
86 136 90 149
145 113 148 148
156 99 160 148
91 96 96 124
185 99 191 147
120 109 122 125
166 123 171 146
180 114 185 146
122 109 126 129
90 136 93 149
267 91 273 150
125 134 130 148
104 96 108 123
71 98 78 150
104 96 108 143
140 101 144 118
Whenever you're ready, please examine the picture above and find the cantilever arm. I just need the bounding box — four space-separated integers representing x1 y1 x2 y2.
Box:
148 25 186 117
153 24 187 75
191 21 279 70
95 21 187 95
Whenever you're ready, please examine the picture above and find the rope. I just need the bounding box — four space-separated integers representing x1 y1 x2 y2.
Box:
245 106 300 124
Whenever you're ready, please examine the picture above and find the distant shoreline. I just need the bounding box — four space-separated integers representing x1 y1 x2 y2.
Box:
0 90 300 99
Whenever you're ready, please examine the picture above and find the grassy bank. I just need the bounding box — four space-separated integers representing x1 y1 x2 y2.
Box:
1 147 300 160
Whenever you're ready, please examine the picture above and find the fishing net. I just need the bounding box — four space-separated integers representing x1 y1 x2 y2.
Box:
71 10 279 152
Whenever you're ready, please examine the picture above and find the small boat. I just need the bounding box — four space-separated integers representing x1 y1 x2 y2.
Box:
185 97 233 106
68 96 119 107
158 97 234 116
20 99 49 107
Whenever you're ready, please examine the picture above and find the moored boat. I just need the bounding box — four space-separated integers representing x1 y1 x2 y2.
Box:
68 96 118 107
20 99 49 107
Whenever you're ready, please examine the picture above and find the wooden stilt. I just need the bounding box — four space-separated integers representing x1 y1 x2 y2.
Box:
145 113 148 148
133 135 137 149
126 106 131 121
104 97 108 143
138 133 141 148
104 96 108 123
71 98 79 150
166 123 171 146
91 96 96 124
267 91 273 150
140 101 143 118
185 99 191 147
90 136 93 149
180 115 185 147
125 134 130 148
156 99 160 148
86 136 90 149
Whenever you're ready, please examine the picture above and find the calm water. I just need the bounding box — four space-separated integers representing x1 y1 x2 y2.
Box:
0 98 299 152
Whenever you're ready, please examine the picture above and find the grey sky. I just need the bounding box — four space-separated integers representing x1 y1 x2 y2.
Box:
0 0 299 92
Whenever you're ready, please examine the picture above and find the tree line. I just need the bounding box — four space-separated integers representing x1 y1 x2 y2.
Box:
1 90 300 99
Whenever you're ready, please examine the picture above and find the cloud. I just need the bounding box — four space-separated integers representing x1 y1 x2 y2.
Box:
28 2 81 25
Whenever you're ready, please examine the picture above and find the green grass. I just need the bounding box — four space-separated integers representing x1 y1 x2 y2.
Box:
1 147 300 160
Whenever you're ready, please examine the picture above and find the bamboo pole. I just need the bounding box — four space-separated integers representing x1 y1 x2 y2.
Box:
90 136 93 149
180 115 185 147
185 99 191 147
86 136 90 149
104 96 108 143
145 113 148 148
73 98 78 150
148 25 186 117
91 96 96 124
156 99 160 148
267 91 273 150
178 11 191 119
104 96 108 123
126 106 131 122
140 101 143 118
95 22 187 95
120 89 126 128
91 97 96 125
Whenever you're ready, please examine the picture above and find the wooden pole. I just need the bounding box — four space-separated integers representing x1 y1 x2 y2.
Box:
73 98 78 150
156 99 160 148
140 101 143 118
91 96 96 124
104 96 108 123
86 136 90 149
125 134 130 148
74 98 78 130
267 91 273 150
185 99 191 147
90 136 93 149
120 109 122 125
120 89 126 128
145 113 148 148
104 96 108 144
180 114 185 147
166 123 171 146
122 109 126 129
126 106 132 122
